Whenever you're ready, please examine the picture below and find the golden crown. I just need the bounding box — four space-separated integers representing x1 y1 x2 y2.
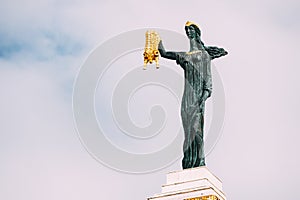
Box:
185 21 199 29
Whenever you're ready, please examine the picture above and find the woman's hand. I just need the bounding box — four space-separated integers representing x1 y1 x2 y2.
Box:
158 40 164 53
158 40 177 60
201 90 210 102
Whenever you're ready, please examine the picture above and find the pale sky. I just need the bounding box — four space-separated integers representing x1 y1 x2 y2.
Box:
0 0 300 199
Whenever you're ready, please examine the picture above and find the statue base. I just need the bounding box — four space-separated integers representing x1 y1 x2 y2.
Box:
148 167 226 200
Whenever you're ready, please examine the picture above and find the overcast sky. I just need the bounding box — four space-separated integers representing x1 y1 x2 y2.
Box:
0 0 300 200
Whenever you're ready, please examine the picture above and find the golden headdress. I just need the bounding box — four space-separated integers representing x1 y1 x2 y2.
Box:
185 21 200 29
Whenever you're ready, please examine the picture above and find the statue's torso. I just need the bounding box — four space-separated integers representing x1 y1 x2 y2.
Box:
175 50 211 111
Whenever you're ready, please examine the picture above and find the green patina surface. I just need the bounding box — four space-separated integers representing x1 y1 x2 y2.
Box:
158 22 227 169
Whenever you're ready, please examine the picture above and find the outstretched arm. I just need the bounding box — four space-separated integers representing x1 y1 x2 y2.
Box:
158 40 177 60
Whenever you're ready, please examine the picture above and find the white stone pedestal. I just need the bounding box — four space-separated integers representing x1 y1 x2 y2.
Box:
148 167 226 200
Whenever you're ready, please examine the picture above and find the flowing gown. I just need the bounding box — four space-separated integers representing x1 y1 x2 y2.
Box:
174 49 212 169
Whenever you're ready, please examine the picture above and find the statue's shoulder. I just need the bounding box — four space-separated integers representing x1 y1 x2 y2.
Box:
176 51 186 56
174 51 187 60
175 52 188 66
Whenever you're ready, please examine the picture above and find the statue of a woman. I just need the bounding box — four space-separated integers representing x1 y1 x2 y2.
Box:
158 21 227 169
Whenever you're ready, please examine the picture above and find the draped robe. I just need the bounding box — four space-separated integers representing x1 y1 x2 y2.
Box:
175 49 212 169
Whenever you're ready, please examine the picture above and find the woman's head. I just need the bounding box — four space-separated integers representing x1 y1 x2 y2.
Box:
185 21 228 59
185 21 201 44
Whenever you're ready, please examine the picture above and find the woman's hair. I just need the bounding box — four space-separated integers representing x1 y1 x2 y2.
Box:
186 23 228 60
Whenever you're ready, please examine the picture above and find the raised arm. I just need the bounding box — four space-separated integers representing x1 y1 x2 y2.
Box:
158 40 177 60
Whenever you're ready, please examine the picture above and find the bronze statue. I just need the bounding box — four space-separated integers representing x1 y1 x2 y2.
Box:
158 21 228 169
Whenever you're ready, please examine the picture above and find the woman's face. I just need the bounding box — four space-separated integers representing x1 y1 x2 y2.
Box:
185 25 197 39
